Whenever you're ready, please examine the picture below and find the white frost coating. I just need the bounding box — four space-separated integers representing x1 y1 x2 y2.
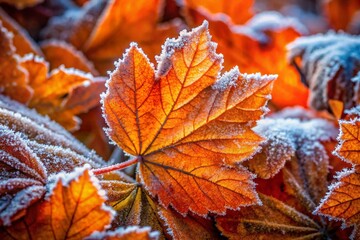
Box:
287 31 360 110
233 11 307 43
155 20 223 78
254 117 337 172
21 53 46 64
51 65 94 80
212 66 239 91
86 226 159 240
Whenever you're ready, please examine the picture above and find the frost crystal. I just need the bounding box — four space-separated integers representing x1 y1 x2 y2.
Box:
287 32 360 110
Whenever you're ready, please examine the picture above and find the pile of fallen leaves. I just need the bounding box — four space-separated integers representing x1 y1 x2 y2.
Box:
1 0 360 239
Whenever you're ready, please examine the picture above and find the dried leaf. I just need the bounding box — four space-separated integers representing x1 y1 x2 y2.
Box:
0 125 46 226
247 117 337 182
0 0 43 9
102 22 275 215
0 95 104 168
0 22 32 103
100 181 165 239
185 9 308 108
159 206 221 240
287 32 360 112
216 194 322 240
0 167 114 239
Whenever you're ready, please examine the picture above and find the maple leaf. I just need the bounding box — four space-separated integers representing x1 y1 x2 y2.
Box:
287 32 360 113
316 116 360 236
99 21 275 216
42 0 182 74
0 22 32 104
0 167 114 239
182 0 254 25
184 8 309 108
20 54 103 131
0 125 46 226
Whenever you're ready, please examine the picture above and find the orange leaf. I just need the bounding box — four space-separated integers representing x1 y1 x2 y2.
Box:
41 40 98 75
316 118 360 233
182 0 253 25
1 167 114 239
42 0 182 74
102 22 275 215
334 118 360 165
185 9 308 108
20 55 102 131
0 23 32 103
100 180 165 238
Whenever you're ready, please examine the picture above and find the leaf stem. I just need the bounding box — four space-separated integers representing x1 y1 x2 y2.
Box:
91 157 139 175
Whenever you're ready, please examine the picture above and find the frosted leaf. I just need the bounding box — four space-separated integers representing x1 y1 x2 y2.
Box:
86 226 159 240
0 125 47 226
0 95 104 165
287 32 360 111
40 0 107 49
248 116 337 204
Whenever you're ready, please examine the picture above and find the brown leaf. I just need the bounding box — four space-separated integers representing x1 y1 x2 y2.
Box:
159 206 221 240
42 0 182 74
216 194 322 240
0 125 46 226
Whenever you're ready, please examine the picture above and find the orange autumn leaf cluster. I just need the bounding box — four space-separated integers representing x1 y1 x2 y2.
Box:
1 0 360 239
